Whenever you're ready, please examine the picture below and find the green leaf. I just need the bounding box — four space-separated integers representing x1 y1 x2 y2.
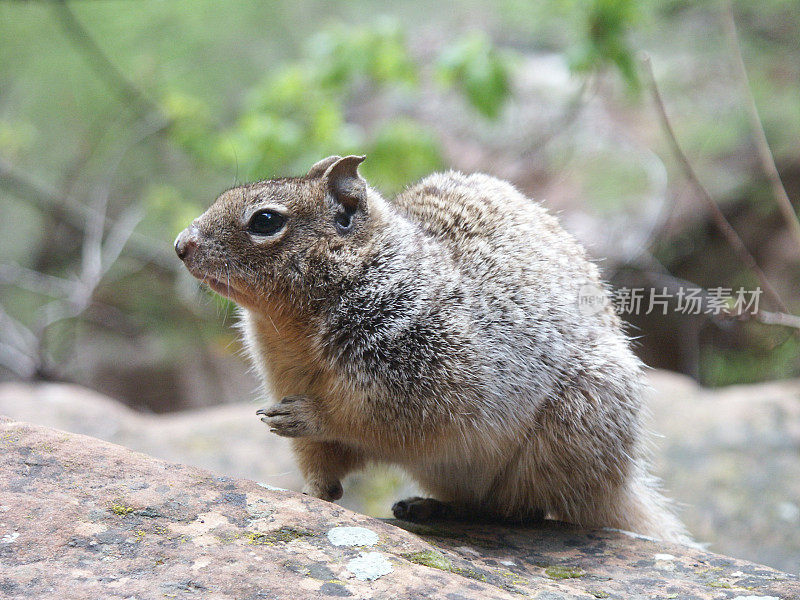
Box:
569 0 641 91
364 119 446 194
437 33 513 119
306 19 418 91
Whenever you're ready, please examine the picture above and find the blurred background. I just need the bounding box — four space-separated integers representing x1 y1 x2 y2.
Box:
0 0 798 573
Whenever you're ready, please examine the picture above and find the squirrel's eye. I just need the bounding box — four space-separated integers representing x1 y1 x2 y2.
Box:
247 210 286 236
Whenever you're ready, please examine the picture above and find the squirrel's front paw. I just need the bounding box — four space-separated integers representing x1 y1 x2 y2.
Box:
257 395 321 438
303 478 344 502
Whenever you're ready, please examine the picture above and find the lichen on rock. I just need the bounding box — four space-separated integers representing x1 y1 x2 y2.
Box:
1 415 798 600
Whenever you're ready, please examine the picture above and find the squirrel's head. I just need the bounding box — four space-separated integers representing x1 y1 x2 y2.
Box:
175 155 380 313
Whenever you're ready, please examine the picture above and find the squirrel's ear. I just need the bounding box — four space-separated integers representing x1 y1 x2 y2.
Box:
307 155 342 179
323 155 367 211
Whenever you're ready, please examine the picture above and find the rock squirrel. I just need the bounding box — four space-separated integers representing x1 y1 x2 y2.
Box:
175 155 690 543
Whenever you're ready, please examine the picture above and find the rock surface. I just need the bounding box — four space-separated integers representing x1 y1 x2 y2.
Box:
0 382 418 519
1 371 799 574
2 416 798 600
648 371 800 574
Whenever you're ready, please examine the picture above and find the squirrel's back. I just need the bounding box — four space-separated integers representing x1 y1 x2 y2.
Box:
394 172 618 324
395 172 588 274
392 171 629 399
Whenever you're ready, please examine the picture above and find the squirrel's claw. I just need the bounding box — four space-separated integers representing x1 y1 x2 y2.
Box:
257 395 318 438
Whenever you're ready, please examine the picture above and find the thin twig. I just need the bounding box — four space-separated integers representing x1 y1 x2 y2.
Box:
0 303 38 357
625 260 800 331
751 310 800 330
50 0 232 178
51 0 160 119
0 342 36 379
101 205 145 275
520 78 590 159
641 54 790 315
0 263 74 298
0 157 89 232
2 114 162 378
31 197 143 372
722 2 800 254
0 158 175 270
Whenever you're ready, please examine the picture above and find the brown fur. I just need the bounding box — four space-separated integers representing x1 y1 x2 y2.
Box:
175 155 691 543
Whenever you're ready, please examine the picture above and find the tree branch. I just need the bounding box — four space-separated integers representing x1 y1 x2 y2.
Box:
51 0 160 119
0 263 73 298
722 2 800 254
641 55 791 316
0 341 37 380
0 157 175 271
751 310 800 331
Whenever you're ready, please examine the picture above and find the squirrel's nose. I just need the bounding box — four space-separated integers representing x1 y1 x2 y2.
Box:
174 227 199 261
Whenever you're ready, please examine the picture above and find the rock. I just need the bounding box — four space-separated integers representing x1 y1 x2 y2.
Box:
0 380 304 489
0 382 414 517
648 371 800 574
1 373 799 574
1 416 798 600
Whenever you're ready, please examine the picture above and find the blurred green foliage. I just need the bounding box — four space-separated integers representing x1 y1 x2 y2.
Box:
570 0 640 90
701 334 800 387
437 32 515 118
0 0 798 395
165 20 514 192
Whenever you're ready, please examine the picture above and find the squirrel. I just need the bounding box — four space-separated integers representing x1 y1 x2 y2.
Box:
175 154 690 543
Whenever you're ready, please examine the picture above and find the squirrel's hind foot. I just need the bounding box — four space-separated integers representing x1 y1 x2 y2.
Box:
392 496 548 524
392 497 455 522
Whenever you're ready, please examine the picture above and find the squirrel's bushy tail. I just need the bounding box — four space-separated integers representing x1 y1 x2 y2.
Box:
576 472 692 545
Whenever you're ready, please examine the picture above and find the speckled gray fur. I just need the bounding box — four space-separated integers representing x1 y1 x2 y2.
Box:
178 156 690 543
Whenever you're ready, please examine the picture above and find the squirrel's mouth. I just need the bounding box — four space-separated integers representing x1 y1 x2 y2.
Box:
204 276 237 297
193 272 254 307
